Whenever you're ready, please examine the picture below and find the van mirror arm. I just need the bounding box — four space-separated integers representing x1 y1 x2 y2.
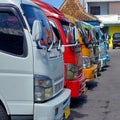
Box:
57 39 61 50
62 41 78 47
47 41 54 52
36 41 47 50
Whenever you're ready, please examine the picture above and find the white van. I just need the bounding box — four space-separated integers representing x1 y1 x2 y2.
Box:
0 0 71 120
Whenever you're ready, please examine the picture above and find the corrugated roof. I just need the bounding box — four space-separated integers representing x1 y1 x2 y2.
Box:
41 0 64 8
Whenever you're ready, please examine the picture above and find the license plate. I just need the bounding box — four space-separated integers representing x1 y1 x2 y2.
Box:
64 107 70 119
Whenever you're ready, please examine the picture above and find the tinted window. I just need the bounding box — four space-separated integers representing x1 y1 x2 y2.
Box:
76 21 89 46
22 5 53 46
61 21 74 44
0 11 25 56
113 33 120 38
90 6 100 15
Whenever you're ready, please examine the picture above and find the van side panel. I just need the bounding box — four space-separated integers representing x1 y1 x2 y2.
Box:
0 29 34 115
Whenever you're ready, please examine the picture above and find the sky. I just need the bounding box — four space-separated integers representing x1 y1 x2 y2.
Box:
41 0 64 8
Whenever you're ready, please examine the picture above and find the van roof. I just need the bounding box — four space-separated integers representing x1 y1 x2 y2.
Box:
32 0 70 23
0 0 38 8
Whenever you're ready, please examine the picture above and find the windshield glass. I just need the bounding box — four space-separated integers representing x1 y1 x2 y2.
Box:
113 33 120 38
69 23 76 43
61 21 75 44
49 20 60 46
22 4 53 46
76 21 89 46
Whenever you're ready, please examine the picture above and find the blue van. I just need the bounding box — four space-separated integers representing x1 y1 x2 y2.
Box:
93 26 110 70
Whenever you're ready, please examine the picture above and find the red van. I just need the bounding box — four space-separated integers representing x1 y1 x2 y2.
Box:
32 0 86 98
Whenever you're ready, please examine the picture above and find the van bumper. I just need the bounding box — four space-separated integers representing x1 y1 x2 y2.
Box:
66 73 86 98
99 58 107 68
99 55 110 68
34 89 71 120
83 64 98 82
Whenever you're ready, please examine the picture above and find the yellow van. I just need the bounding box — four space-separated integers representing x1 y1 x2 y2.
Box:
64 14 98 82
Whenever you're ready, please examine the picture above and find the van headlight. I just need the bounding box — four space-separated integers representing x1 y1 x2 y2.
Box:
34 75 53 102
66 64 80 80
82 56 91 68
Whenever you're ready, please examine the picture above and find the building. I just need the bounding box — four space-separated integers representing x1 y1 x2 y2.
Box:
41 0 99 21
59 0 98 21
81 0 120 47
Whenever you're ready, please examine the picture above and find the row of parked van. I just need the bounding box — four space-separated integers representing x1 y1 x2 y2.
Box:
0 0 110 120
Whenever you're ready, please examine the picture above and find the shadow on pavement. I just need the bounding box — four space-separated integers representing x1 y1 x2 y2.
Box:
86 80 98 91
100 67 107 72
97 72 101 77
70 95 88 119
69 110 89 120
70 95 87 108
104 64 110 68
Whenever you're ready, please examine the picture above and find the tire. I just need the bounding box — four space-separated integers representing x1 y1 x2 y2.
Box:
0 104 9 120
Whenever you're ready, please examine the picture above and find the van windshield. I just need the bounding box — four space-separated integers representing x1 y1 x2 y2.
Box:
61 21 75 44
22 4 53 46
76 21 89 47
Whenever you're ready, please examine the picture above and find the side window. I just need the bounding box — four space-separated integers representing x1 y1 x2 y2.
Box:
90 6 100 15
0 11 26 56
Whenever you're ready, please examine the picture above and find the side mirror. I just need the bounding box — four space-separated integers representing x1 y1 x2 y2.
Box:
32 20 47 49
32 20 42 41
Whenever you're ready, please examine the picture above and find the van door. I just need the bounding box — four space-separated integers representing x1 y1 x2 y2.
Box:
0 7 33 115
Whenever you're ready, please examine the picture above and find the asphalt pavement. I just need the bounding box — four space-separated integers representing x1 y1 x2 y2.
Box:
70 48 120 120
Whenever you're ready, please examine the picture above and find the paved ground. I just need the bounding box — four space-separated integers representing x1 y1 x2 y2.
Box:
70 48 120 120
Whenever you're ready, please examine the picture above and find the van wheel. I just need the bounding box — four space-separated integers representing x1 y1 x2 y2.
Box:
0 104 9 120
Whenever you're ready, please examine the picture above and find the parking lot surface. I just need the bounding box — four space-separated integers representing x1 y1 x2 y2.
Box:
70 48 120 120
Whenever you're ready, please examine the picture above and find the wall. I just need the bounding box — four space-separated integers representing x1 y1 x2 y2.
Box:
86 0 120 2
88 2 108 15
109 26 120 47
109 2 120 15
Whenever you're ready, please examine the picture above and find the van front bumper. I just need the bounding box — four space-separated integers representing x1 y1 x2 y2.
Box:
99 57 106 68
34 89 71 120
82 64 98 82
99 52 110 68
99 55 110 68
66 73 86 98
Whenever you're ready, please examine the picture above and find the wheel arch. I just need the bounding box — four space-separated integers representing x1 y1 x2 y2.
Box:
0 96 10 115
